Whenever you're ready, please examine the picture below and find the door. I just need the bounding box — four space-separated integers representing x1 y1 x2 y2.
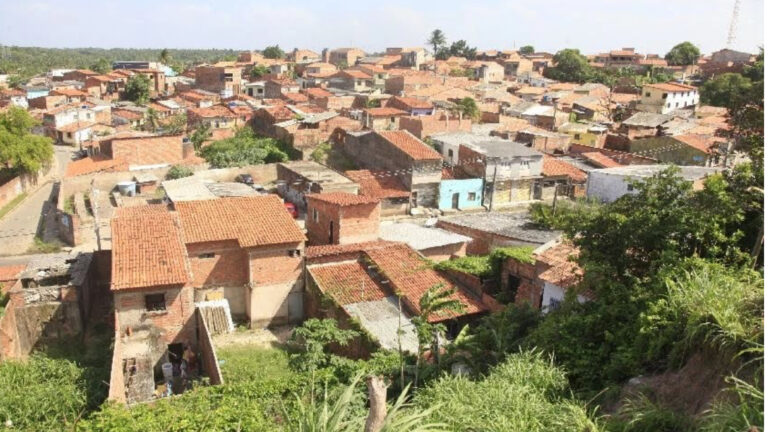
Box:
329 220 334 244
451 193 460 209
410 191 418 208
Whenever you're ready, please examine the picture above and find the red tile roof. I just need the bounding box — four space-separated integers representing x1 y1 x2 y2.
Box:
364 243 487 322
388 96 433 110
335 70 372 80
174 195 305 247
344 170 410 199
536 242 592 299
303 87 333 98
674 134 716 153
581 151 622 168
188 105 237 118
309 261 390 305
65 155 125 177
542 156 587 182
305 241 399 260
111 207 191 291
645 82 698 93
306 192 380 207
364 107 407 117
377 130 442 161
111 135 185 167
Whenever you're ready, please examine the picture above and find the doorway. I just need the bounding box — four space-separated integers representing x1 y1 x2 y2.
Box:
329 220 334 244
410 191 418 208
451 193 460 209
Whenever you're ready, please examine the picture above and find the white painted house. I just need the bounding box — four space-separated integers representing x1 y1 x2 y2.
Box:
637 82 699 114
586 165 721 203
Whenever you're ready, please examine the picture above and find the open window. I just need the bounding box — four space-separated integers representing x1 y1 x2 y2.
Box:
145 293 166 312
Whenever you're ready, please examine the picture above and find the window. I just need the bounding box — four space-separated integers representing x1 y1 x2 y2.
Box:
549 298 562 310
645 92 651 97
627 184 634 191
468 192 477 201
574 133 581 140
67 132 72 138
198 253 215 259
666 103 671 108
675 102 679 108
390 117 396 122
448 149 454 158
662 93 668 99
520 160 530 167
288 249 301 258
312 208 319 223
145 294 166 312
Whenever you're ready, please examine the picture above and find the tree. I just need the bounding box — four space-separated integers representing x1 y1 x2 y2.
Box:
454 97 479 120
448 40 476 59
0 107 54 174
165 165 193 180
700 73 753 108
89 58 111 74
199 127 289 167
158 48 171 65
664 41 701 66
6 75 26 89
262 45 285 59
250 64 269 79
288 318 359 372
544 48 592 82
411 285 464 387
426 29 447 56
124 74 150 105
189 123 212 152
162 113 187 135
519 45 535 55
143 108 160 132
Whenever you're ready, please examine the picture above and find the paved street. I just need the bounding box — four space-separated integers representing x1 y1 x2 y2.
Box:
0 145 73 256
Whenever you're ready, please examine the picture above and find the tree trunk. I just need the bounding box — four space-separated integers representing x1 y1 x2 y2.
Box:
365 375 389 432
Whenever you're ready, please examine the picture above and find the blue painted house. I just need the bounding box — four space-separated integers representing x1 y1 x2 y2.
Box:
24 86 50 100
439 169 484 210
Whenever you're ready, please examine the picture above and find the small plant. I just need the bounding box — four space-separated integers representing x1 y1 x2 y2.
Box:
28 237 62 254
165 164 194 180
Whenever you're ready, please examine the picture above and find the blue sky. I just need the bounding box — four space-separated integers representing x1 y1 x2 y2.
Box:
0 0 763 55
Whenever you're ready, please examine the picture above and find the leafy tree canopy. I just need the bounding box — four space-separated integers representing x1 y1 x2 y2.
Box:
262 45 285 59
455 97 479 120
426 29 447 55
700 72 754 108
519 45 535 55
0 107 53 174
199 127 289 168
544 48 592 83
89 58 111 74
664 41 701 66
249 64 269 79
123 74 150 105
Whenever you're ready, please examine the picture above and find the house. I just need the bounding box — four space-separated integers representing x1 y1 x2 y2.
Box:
187 105 240 130
344 169 411 216
430 131 508 165
458 140 544 208
439 167 484 211
500 240 591 312
325 48 366 67
514 129 571 154
288 48 321 63
398 114 472 139
276 161 360 212
504 58 533 79
474 62 504 83
700 48 754 78
379 222 470 262
362 107 408 130
306 192 380 246
243 81 265 98
637 82 699 114
558 122 608 148
385 96 434 116
627 134 720 166
264 78 301 99
586 165 721 202
304 241 490 356
85 74 127 100
437 212 561 255
195 65 243 97
340 130 443 208
106 134 188 170
619 112 674 139
539 155 587 200
328 70 375 92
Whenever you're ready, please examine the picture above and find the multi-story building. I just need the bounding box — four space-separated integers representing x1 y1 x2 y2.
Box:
194 66 242 97
637 82 699 114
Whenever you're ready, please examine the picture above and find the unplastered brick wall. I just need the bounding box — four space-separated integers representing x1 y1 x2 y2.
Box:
247 243 304 327
339 203 380 245
114 285 196 347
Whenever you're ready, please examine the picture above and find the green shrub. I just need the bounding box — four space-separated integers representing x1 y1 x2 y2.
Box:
434 255 492 278
165 164 193 180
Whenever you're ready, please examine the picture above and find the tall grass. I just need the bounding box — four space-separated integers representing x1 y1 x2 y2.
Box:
415 350 600 432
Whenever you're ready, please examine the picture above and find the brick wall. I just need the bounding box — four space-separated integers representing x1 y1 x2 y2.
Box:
306 198 341 246
339 203 380 245
0 162 55 210
436 220 496 255
501 259 540 308
114 285 196 347
420 242 467 262
186 240 249 287
398 115 471 139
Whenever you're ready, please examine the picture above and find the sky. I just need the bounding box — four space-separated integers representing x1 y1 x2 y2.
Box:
0 0 763 55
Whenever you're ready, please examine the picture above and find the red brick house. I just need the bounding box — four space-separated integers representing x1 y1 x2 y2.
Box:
305 192 380 246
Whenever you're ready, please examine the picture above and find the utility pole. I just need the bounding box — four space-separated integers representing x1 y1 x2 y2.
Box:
487 162 498 212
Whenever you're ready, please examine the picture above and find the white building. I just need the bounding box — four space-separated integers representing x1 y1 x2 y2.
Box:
637 82 699 114
586 165 721 203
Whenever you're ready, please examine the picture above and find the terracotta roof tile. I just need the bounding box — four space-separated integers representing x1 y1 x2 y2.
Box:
303 87 333 98
344 170 410 199
388 96 433 110
377 130 442 161
306 192 380 206
581 151 622 168
188 105 237 118
536 242 592 299
305 241 399 260
111 135 185 167
674 134 717 153
175 195 305 247
542 155 587 182
65 155 125 177
364 243 487 322
111 207 191 291
309 261 390 305
645 82 698 93
364 107 407 117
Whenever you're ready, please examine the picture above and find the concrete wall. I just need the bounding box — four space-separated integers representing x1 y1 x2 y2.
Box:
421 242 467 262
586 170 636 203
438 178 483 210
247 242 304 327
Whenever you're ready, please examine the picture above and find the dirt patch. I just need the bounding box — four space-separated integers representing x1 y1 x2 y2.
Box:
212 325 294 349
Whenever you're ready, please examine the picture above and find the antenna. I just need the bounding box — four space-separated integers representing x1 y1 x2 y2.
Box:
726 0 741 48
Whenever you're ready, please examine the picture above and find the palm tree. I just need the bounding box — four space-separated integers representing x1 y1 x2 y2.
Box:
158 48 171 65
190 123 212 152
426 30 446 56
412 284 464 388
